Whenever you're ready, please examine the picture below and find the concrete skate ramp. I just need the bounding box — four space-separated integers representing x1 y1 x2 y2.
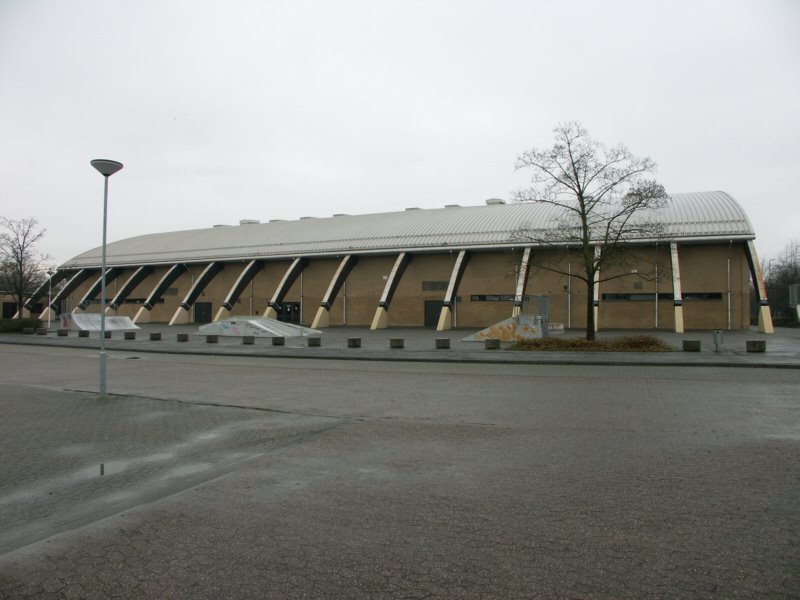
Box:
198 317 321 338
461 315 563 342
66 313 139 331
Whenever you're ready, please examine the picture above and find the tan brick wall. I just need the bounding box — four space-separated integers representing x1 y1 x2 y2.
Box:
56 241 753 329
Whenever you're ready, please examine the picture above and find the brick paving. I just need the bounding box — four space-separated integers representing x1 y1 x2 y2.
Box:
0 341 798 598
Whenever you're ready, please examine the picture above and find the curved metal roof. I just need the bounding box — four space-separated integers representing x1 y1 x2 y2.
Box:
61 191 755 269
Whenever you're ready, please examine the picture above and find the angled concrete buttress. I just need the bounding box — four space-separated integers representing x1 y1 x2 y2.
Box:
371 252 412 329
75 267 123 311
169 262 224 325
214 260 263 322
744 240 774 334
133 264 187 324
670 242 685 333
264 258 308 320
109 266 153 313
436 250 470 331
511 247 533 318
26 270 70 322
312 255 358 329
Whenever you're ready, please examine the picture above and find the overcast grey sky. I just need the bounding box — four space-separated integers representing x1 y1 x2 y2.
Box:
1 0 798 266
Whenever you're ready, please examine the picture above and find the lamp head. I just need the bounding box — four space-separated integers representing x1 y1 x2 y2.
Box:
90 159 123 177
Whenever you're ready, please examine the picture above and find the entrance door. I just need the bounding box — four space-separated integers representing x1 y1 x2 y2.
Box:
277 302 301 324
424 300 444 328
194 302 213 323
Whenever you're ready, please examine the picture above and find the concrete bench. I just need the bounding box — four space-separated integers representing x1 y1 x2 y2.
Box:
682 340 701 352
205 334 218 343
78 330 90 338
308 337 321 347
57 329 69 337
22 327 34 334
484 338 500 350
124 331 136 340
390 338 404 349
348 337 361 348
36 327 47 335
177 333 189 342
746 340 766 353
272 336 285 346
436 338 450 349
242 336 255 345
149 332 162 341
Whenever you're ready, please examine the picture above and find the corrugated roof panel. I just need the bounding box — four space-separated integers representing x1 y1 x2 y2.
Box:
61 191 756 268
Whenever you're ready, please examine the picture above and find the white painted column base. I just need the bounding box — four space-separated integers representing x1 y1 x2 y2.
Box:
264 306 278 320
436 306 453 331
370 306 388 330
214 306 231 322
39 307 54 323
511 306 521 317
674 306 684 333
758 305 774 334
169 307 190 326
311 306 330 329
133 306 151 324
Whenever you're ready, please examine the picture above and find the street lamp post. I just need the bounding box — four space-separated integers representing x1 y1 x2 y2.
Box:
90 159 123 398
47 269 54 329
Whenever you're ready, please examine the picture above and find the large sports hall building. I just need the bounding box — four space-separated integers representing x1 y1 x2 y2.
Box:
28 191 773 334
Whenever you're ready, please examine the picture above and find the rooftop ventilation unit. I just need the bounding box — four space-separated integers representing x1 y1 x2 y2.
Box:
212 224 231 228
444 204 462 208
405 207 421 211
239 219 260 225
485 198 506 205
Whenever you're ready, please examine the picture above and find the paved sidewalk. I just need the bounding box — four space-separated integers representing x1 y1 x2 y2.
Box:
2 322 798 368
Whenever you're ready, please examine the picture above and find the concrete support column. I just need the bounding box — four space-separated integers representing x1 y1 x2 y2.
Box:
215 260 263 321
436 250 470 332
745 240 774 334
109 266 153 311
311 255 357 329
133 263 187 324
267 258 308 320
512 247 533 318
371 252 411 330
670 242 685 333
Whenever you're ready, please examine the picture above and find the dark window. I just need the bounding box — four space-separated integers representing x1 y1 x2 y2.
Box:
422 281 448 291
470 294 516 302
602 293 674 302
683 292 723 301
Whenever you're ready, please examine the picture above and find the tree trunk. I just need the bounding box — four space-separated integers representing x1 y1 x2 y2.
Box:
585 277 596 341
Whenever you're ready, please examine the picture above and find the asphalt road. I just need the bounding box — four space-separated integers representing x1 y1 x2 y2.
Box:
0 344 798 598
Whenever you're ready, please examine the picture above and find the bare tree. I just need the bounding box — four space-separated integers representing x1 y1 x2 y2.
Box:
763 239 800 323
0 217 49 319
514 122 669 340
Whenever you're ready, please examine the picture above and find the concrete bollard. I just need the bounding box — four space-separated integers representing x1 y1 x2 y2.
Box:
390 338 404 349
205 334 218 343
746 340 766 353
124 331 136 340
435 338 450 349
176 333 189 342
57 329 69 337
36 327 47 335
272 336 285 346
348 337 361 348
307 337 321 347
682 340 701 352
484 338 500 350
150 332 162 341
242 335 255 345
78 330 90 338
